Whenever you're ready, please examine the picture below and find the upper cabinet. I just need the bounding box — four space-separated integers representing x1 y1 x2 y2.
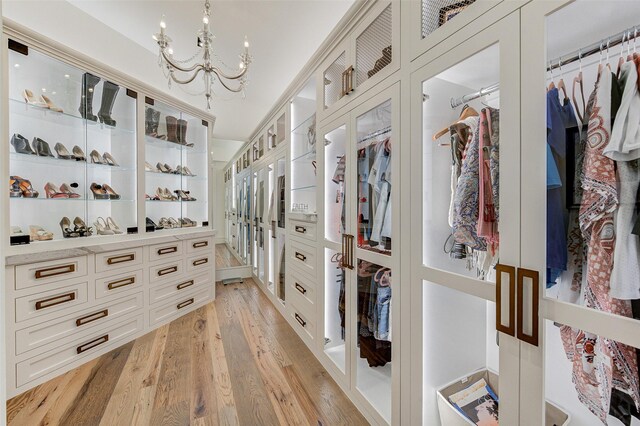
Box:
317 0 400 122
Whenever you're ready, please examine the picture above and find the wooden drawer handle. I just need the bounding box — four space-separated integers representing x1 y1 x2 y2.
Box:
77 334 109 354
295 313 306 328
35 263 76 279
295 252 307 262
76 309 108 327
107 253 135 265
177 280 194 290
177 298 194 309
295 283 307 295
157 246 178 255
193 258 209 266
193 241 209 248
158 266 178 276
35 292 76 310
294 226 306 234
108 276 136 290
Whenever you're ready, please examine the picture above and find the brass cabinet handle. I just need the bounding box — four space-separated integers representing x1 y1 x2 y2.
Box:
76 309 108 327
517 268 540 347
158 266 178 276
294 313 306 327
107 276 136 290
495 264 516 337
157 246 178 255
295 283 307 295
35 292 76 310
35 263 75 279
345 66 354 95
192 258 209 266
193 241 208 248
294 226 306 234
177 298 194 309
77 335 109 354
295 252 306 262
177 280 194 290
107 253 135 265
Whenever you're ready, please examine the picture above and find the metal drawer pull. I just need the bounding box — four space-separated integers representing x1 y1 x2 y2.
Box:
177 280 194 290
295 313 306 327
107 276 136 290
295 283 307 294
158 266 178 276
193 258 209 266
157 246 178 255
76 309 108 327
294 226 306 234
35 263 76 279
107 253 135 265
295 252 306 262
77 335 109 354
35 292 76 310
193 241 208 248
177 298 194 309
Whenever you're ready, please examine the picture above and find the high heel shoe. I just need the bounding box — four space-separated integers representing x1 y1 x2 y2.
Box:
72 145 86 161
159 217 170 229
90 183 109 199
175 189 196 201
29 225 54 241
60 217 79 238
89 150 104 164
102 184 120 200
33 137 55 157
146 217 163 230
74 217 93 237
102 152 118 166
168 217 181 228
183 166 195 176
145 161 157 172
164 187 177 201
106 216 123 234
79 73 100 121
11 134 36 155
9 177 22 198
44 182 69 198
94 217 114 235
23 89 47 107
60 183 81 198
18 178 39 198
166 116 179 143
40 95 63 113
163 163 175 174
156 162 169 173
54 143 73 159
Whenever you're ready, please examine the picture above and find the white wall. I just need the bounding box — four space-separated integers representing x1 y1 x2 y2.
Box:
210 138 244 241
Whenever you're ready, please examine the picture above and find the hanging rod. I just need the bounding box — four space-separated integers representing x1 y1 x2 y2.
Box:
547 25 639 71
450 83 499 109
358 125 392 144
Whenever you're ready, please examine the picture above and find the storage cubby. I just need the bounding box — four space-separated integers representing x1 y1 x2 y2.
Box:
290 77 317 215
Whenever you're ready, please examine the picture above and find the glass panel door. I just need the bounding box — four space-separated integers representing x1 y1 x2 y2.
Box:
275 157 286 303
354 4 393 89
290 77 317 215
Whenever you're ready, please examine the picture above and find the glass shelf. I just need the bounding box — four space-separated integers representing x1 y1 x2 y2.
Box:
292 113 316 136
145 135 205 153
11 197 135 202
145 171 205 180
291 185 317 191
9 152 133 171
291 150 317 162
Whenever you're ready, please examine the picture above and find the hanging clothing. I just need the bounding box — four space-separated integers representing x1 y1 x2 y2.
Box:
604 61 640 161
278 175 285 228
357 264 391 367
477 107 500 251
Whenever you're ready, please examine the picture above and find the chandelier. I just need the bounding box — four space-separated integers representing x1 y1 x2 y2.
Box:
153 0 252 110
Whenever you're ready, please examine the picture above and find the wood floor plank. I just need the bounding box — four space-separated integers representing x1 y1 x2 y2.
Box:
216 244 242 268
190 306 219 424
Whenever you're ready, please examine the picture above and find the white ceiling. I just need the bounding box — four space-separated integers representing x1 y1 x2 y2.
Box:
65 0 355 140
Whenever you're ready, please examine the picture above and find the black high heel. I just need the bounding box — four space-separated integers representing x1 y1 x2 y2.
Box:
73 217 93 237
11 134 36 155
60 217 79 238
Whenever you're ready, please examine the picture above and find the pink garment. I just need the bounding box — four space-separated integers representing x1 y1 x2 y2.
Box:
477 109 498 253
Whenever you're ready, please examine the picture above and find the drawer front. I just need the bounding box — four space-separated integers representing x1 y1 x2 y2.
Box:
148 241 183 262
95 269 144 299
289 220 317 242
16 282 89 323
186 237 213 254
289 241 317 278
16 292 143 356
289 302 315 342
16 315 143 388
186 254 212 274
149 273 212 305
148 260 184 284
289 270 316 309
95 247 143 273
149 286 212 326
15 256 88 291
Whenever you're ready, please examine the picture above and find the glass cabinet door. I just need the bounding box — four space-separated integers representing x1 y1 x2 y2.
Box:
275 157 286 303
276 110 286 147
321 44 349 116
290 77 317 215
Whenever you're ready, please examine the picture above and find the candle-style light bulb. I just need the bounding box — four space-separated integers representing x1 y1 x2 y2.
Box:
203 16 209 25
244 36 249 49
239 62 245 70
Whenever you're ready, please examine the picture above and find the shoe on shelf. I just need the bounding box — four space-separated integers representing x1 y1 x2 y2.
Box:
60 217 79 238
163 163 175 173
164 187 178 200
106 216 123 234
156 162 169 173
145 161 156 172
40 94 63 113
18 177 39 198
168 217 181 228
159 217 170 229
22 89 47 107
33 137 55 157
10 226 25 236
146 217 163 230
79 73 101 121
54 143 73 159
102 152 118 167
175 189 196 201
44 182 69 199
90 183 109 199
102 184 120 200
89 149 104 164
72 145 86 161
94 217 115 235
11 134 36 155
181 217 196 227
166 116 179 143
74 217 93 237
9 177 23 198
183 166 195 176
29 225 54 241
60 183 81 198
97 81 119 127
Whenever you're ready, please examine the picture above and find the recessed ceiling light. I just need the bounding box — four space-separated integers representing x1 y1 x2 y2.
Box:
64 74 70 78
88 88 93 93
14 64 19 68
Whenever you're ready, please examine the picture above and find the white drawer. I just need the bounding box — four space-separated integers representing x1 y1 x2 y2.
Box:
15 256 88 291
289 270 315 308
186 254 212 274
95 269 144 300
15 292 143 356
149 273 212 305
148 260 184 284
15 281 89 323
95 247 143 273
289 240 317 278
16 314 143 388
290 219 317 241
289 302 315 342
149 286 212 326
186 237 213 254
148 241 183 262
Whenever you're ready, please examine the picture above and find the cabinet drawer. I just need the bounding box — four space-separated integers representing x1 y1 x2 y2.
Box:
16 314 143 388
95 269 144 299
289 220 317 241
148 241 183 262
186 237 213 254
149 273 212 305
186 254 212 274
290 270 315 308
148 260 184 284
15 282 88 323
95 247 143 273
289 302 315 342
16 292 143 356
149 286 212 326
289 240 317 278
15 256 88 291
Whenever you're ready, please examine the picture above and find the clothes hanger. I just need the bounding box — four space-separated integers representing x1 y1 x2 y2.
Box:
572 49 585 124
597 41 604 77
548 61 556 92
432 104 479 141
617 32 627 78
557 59 568 99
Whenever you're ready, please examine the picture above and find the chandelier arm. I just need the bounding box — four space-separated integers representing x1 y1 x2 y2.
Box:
212 71 245 93
169 67 205 85
161 50 204 73
209 64 249 81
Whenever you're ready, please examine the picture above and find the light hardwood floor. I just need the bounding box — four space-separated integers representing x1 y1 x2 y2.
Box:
6 279 368 426
216 244 243 268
